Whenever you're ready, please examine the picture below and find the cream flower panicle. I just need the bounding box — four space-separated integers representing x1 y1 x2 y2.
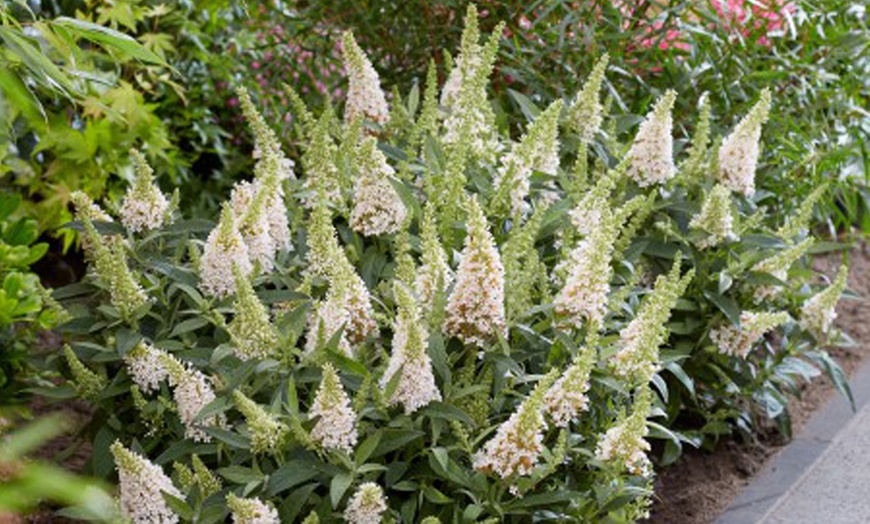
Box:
473 370 558 480
777 184 827 242
232 391 288 456
350 137 407 236
380 283 441 414
124 342 168 394
310 363 358 453
63 344 106 400
237 87 293 265
161 352 224 442
200 204 253 298
689 184 737 249
493 99 563 217
610 259 694 385
752 237 814 302
442 5 505 164
342 31 389 126
344 482 388 524
544 347 596 427
230 179 274 273
120 149 171 233
555 194 638 330
718 89 772 196
595 387 653 477
800 264 848 339
440 5 482 108
74 194 148 323
305 290 354 357
305 202 379 352
414 205 453 316
444 195 506 346
110 441 182 524
569 53 609 143
302 112 342 208
227 265 279 361
567 161 624 237
626 90 677 187
227 493 280 524
710 310 790 358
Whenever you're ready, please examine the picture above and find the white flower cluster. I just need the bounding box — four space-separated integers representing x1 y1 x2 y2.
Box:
233 391 288 455
342 31 389 125
350 138 407 236
493 99 562 216
710 311 790 358
752 238 814 302
227 267 279 361
162 353 225 442
444 196 506 346
230 180 272 270
442 6 504 164
610 260 693 385
120 150 171 234
554 235 612 329
124 342 167 394
626 91 677 187
227 494 280 524
569 54 609 143
381 284 441 414
415 207 453 315
200 205 253 298
473 372 556 479
110 441 181 524
305 291 354 356
472 407 544 478
569 193 605 236
544 350 595 427
718 89 772 196
595 421 651 477
595 388 653 477
689 184 737 249
310 363 358 453
800 264 848 339
344 482 388 524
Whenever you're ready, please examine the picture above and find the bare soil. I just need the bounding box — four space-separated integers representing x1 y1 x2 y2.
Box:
648 244 870 524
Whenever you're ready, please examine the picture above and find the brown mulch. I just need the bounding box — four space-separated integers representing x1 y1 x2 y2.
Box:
647 243 870 523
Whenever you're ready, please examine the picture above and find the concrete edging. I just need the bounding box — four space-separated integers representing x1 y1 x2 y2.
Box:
716 355 870 524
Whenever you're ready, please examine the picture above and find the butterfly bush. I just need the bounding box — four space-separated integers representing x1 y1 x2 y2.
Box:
54 6 850 522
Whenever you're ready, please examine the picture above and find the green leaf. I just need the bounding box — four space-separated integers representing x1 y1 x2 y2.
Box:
217 465 263 484
505 490 585 510
170 317 210 338
703 289 741 325
267 460 320 496
507 88 541 121
330 472 353 509
355 430 382 467
420 402 475 426
0 68 45 124
0 26 78 96
193 397 231 424
54 17 169 66
203 427 250 450
162 492 194 521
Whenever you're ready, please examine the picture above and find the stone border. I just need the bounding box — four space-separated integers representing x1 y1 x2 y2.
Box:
716 357 870 523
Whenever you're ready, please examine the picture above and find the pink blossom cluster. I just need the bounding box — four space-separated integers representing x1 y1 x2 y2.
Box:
710 0 796 46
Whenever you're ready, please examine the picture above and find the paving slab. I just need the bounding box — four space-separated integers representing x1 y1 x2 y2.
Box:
717 356 870 524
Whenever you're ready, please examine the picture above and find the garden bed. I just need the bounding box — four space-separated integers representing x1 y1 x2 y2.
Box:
649 244 870 523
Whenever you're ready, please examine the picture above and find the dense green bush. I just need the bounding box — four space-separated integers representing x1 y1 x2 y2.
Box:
0 191 68 404
49 7 852 522
0 0 256 238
